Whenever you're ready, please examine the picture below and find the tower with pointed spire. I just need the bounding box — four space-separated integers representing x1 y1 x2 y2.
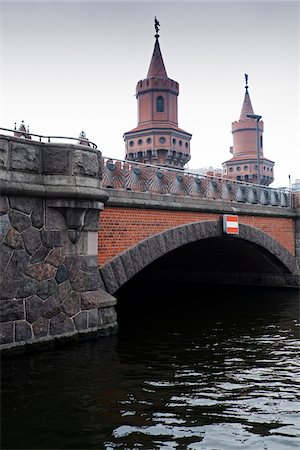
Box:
123 18 192 169
223 75 274 186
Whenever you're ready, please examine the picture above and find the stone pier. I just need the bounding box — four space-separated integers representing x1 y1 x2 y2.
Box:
0 134 117 351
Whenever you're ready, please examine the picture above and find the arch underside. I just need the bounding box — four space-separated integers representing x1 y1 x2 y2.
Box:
100 221 299 294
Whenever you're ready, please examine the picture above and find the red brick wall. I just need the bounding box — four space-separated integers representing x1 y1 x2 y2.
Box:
98 207 295 265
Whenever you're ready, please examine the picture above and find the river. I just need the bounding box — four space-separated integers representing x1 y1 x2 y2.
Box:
1 285 300 449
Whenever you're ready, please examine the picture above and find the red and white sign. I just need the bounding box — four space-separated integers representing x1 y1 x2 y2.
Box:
223 215 239 235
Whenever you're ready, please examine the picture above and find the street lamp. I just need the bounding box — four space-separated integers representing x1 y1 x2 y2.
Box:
247 113 262 185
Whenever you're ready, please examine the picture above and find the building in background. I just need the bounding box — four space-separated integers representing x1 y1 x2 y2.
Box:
222 77 274 186
123 18 192 169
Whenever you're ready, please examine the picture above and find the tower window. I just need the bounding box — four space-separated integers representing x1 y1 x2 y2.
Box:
138 139 143 145
260 135 263 148
159 137 166 144
156 96 164 112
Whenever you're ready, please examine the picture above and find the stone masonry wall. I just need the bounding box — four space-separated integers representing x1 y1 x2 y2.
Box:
0 134 116 351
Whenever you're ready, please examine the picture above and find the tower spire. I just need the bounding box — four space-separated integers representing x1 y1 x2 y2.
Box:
240 73 254 120
147 17 167 79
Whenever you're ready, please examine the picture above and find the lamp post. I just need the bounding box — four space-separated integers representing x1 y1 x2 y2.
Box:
247 113 262 185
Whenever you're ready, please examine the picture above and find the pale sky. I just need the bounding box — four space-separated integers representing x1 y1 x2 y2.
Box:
0 0 299 187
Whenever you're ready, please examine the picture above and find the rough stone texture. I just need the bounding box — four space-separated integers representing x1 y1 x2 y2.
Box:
4 226 24 249
42 147 70 175
0 299 24 322
1 250 30 299
31 199 44 229
43 294 61 318
41 230 55 248
0 196 8 215
109 258 127 288
9 197 35 214
11 143 40 172
25 295 44 324
0 139 9 168
17 276 38 298
73 311 88 330
32 317 49 338
73 150 98 177
37 278 58 299
26 262 56 281
15 320 32 342
30 246 50 264
0 244 13 275
46 247 65 267
0 214 10 242
22 226 42 254
84 210 100 231
99 263 119 294
55 265 69 284
9 209 31 233
50 312 74 335
81 289 115 310
99 307 117 326
88 309 98 328
57 280 72 301
61 291 81 316
0 322 14 344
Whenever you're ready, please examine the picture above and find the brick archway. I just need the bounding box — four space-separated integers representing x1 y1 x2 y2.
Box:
100 220 297 294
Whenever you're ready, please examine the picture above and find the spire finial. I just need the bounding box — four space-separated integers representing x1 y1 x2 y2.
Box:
245 73 249 91
154 16 160 39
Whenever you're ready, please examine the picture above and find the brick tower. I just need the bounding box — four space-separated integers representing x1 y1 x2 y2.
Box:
223 75 274 185
123 18 192 169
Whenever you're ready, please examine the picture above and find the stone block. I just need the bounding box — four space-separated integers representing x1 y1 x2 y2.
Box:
22 226 42 255
11 143 40 172
0 244 13 275
100 263 119 294
0 138 9 168
86 232 98 256
81 289 116 310
73 311 88 330
46 247 65 267
31 199 44 229
88 309 98 328
0 196 8 215
4 226 24 249
41 230 55 248
73 150 98 177
0 322 14 344
119 252 136 282
55 265 69 284
9 197 35 214
0 299 24 322
42 146 70 175
15 320 32 342
9 209 31 233
32 317 49 338
45 207 66 230
37 278 58 299
25 295 44 323
43 293 61 318
99 306 117 326
30 246 50 264
110 257 128 288
74 177 99 188
80 256 99 272
49 312 74 335
53 231 61 247
17 276 37 298
84 210 100 231
0 214 10 243
58 279 72 301
137 240 152 267
26 262 56 281
61 291 81 316
4 249 30 284
128 245 144 273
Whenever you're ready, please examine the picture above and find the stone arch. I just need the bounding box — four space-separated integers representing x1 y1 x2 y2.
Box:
99 220 298 294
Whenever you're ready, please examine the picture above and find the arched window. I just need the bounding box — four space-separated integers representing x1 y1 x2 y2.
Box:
156 96 164 112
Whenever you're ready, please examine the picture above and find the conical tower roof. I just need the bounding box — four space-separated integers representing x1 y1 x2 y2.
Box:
147 38 168 79
239 76 254 120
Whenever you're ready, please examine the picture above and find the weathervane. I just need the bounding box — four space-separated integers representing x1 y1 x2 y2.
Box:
154 16 160 38
245 73 249 91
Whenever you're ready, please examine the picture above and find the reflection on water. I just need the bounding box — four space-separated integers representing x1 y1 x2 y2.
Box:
1 286 300 449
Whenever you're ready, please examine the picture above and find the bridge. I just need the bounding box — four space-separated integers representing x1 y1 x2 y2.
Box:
0 131 299 351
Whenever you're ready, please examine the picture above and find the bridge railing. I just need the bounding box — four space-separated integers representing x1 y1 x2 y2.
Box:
101 157 292 208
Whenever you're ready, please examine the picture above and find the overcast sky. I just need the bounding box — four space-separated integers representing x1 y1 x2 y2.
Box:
0 0 299 187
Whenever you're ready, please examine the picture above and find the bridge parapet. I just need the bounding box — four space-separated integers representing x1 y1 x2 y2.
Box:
101 157 291 208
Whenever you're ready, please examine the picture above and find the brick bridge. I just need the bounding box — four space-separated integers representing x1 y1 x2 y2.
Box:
0 132 299 350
